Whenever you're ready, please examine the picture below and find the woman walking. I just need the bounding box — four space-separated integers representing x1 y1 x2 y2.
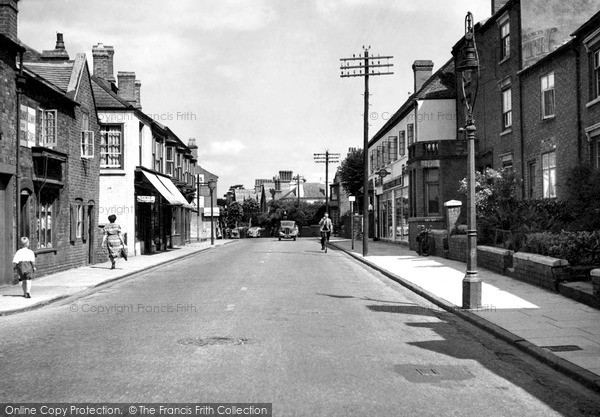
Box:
102 214 126 269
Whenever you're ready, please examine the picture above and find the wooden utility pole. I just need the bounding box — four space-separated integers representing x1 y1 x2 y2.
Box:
340 47 393 256
314 150 340 215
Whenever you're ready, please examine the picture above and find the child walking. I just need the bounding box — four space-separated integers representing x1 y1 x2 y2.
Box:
12 237 36 298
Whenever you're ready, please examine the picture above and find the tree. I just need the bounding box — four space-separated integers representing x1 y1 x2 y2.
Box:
242 198 260 225
225 201 244 228
338 148 364 197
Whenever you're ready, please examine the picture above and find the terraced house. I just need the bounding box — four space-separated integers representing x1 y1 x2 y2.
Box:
0 0 102 284
91 43 197 256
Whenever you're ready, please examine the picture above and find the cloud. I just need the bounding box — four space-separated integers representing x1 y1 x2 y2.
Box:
207 140 246 156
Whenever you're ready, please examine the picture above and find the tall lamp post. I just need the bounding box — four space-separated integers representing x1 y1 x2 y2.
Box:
458 12 481 309
208 178 217 245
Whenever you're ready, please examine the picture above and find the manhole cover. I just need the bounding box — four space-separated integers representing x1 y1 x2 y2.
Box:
540 345 582 352
394 364 474 383
177 337 248 347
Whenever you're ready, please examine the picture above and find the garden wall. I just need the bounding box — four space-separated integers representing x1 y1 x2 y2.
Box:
447 235 569 292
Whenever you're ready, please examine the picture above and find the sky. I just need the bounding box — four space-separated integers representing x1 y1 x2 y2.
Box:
17 0 491 197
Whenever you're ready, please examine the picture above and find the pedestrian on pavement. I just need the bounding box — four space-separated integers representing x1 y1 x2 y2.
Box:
12 237 36 298
319 213 333 250
102 214 126 270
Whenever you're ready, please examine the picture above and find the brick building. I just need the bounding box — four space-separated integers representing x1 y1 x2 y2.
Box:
452 0 599 200
573 11 600 169
91 43 198 255
0 0 102 285
368 58 465 246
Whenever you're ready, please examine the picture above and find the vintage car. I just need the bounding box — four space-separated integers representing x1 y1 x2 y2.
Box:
278 220 299 241
247 227 263 238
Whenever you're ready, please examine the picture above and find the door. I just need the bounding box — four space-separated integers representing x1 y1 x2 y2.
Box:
87 204 95 264
0 175 14 285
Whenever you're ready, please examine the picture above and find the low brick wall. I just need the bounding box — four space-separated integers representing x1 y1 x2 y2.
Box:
591 269 600 297
513 252 570 291
448 235 467 262
478 245 513 275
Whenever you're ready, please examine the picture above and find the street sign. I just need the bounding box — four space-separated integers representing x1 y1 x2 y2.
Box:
137 196 155 203
203 207 220 216
349 196 355 202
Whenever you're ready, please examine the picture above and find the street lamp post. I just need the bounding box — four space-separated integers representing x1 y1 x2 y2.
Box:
458 12 481 309
208 178 217 245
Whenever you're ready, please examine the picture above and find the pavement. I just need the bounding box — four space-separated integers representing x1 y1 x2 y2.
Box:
1 235 599 394
0 239 230 316
327 238 600 394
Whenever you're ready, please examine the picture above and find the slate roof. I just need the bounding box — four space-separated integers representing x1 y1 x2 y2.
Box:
91 75 132 109
23 53 89 102
280 183 325 200
369 58 456 145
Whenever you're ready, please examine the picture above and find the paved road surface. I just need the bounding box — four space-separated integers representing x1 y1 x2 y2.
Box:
1 238 600 416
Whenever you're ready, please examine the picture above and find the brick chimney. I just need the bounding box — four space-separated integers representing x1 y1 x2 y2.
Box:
279 170 292 182
92 43 115 83
412 60 434 93
40 33 70 61
491 0 510 15
0 0 18 41
187 138 198 160
134 80 142 109
117 71 136 106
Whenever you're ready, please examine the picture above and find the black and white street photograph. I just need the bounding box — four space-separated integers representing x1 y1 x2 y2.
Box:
1 0 600 416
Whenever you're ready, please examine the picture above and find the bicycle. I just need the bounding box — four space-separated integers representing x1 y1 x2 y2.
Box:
416 225 435 256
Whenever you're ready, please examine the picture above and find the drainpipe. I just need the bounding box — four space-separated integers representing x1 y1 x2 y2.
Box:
15 51 24 250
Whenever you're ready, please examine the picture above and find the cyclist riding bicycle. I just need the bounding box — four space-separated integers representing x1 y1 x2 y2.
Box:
319 213 333 251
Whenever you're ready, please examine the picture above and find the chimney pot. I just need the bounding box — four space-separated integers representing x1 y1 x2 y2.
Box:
41 32 70 61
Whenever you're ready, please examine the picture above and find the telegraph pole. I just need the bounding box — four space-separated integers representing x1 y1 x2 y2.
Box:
314 150 340 215
292 174 304 207
340 46 393 256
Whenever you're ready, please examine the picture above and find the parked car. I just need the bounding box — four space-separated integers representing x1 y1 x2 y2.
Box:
229 228 240 239
278 220 299 241
247 227 263 238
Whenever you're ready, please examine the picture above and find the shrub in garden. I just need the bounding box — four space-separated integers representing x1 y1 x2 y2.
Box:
522 231 600 266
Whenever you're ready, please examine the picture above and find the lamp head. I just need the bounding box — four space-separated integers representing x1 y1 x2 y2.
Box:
457 12 479 73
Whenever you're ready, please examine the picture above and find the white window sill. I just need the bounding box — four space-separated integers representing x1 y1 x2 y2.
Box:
498 56 510 65
586 96 600 108
500 128 512 136
100 169 126 175
542 115 555 121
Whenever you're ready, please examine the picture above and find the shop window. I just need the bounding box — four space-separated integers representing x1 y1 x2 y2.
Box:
36 190 57 249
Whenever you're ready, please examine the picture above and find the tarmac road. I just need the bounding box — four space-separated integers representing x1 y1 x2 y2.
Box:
1 238 600 416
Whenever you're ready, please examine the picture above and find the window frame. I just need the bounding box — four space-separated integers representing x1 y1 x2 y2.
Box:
542 151 557 199
424 168 440 215
100 124 123 168
541 72 555 119
500 20 510 60
502 87 512 130
593 49 600 100
407 124 415 146
41 109 57 147
36 193 56 250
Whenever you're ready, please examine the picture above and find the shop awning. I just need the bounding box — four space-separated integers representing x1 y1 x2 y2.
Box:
155 174 194 209
140 170 187 206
